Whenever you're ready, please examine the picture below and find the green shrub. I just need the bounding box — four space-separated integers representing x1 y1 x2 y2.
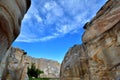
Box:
27 63 44 78
29 77 59 80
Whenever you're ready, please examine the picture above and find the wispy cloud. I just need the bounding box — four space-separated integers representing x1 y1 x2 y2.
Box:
15 0 107 42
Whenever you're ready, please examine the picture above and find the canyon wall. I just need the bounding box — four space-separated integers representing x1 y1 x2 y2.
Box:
0 0 31 79
60 0 120 80
0 0 60 80
1 47 60 80
27 57 60 78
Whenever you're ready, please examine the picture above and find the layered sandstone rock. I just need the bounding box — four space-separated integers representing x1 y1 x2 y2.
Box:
60 0 120 80
2 47 60 80
0 0 30 79
0 0 31 63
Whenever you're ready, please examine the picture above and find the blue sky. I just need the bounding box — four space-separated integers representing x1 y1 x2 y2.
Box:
12 0 107 63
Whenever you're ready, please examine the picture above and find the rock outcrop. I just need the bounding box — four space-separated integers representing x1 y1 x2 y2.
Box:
1 47 28 80
60 45 88 80
1 47 60 80
27 58 60 78
0 0 31 79
0 0 31 63
60 0 120 80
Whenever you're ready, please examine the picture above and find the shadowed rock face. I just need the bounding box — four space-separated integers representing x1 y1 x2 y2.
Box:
60 0 120 80
0 0 31 79
0 0 31 63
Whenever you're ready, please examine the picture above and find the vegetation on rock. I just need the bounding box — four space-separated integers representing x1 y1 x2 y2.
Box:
27 63 44 78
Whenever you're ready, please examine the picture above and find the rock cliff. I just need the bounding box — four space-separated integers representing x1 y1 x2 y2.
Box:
27 57 60 78
1 47 60 80
60 0 120 80
0 0 31 79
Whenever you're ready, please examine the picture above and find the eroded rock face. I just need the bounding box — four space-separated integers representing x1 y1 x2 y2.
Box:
60 45 89 80
1 47 26 80
60 0 120 80
0 0 31 63
83 0 120 43
0 0 30 79
27 58 60 78
2 47 60 80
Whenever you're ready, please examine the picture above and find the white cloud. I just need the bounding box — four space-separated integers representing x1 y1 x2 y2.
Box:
56 25 70 34
35 15 42 23
16 33 59 42
39 34 59 41
44 1 56 11
56 24 81 35
16 0 107 42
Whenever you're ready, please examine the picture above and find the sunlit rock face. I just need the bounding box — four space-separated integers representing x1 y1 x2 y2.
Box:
1 47 60 80
60 45 89 80
0 0 30 79
1 47 29 80
60 0 120 80
27 58 60 78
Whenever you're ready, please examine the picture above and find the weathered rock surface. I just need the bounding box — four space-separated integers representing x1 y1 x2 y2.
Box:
2 47 60 80
1 47 28 80
0 0 31 63
0 0 30 79
27 58 60 78
60 0 120 80
60 45 88 80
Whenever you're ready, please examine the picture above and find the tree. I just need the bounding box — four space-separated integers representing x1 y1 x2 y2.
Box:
27 63 44 78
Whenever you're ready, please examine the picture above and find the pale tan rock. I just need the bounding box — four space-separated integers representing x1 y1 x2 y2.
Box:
60 45 89 80
60 0 120 80
82 0 120 43
29 58 60 78
0 47 27 80
0 0 30 79
2 47 60 80
25 56 60 78
0 47 13 79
